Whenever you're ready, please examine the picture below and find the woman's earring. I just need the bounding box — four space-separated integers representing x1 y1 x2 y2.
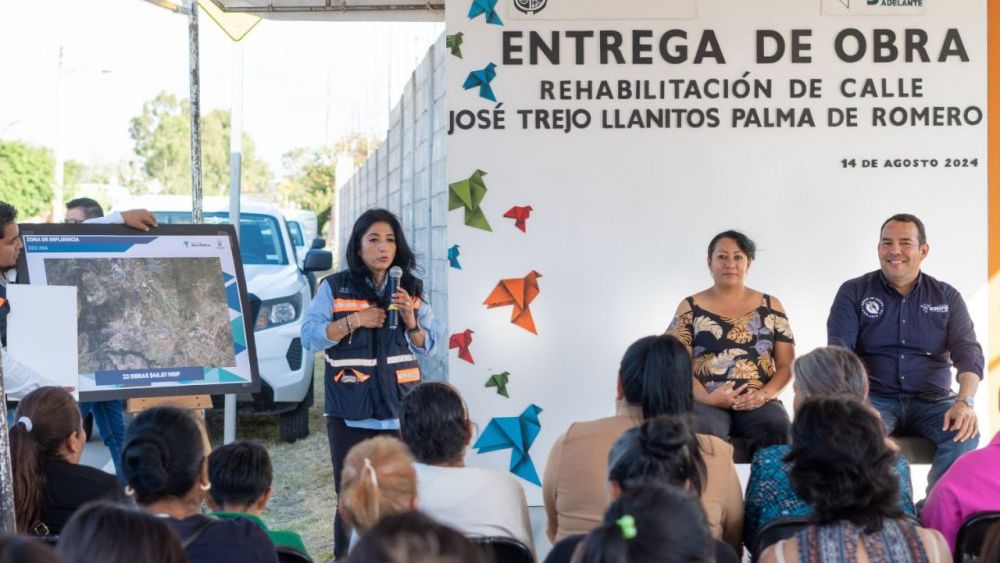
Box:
200 481 212 491
125 486 135 496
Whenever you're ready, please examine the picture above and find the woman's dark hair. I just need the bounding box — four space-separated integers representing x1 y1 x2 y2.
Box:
399 382 469 465
8 387 82 533
349 511 489 563
0 534 63 563
579 485 713 563
56 501 187 563
121 406 206 506
785 396 902 534
978 521 1000 563
608 415 706 497
207 441 272 509
619 334 693 419
344 208 422 300
707 230 756 261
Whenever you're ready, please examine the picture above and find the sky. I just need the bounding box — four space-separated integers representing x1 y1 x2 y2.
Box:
0 0 443 177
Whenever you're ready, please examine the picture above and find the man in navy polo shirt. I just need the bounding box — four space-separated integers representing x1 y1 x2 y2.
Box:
828 213 982 493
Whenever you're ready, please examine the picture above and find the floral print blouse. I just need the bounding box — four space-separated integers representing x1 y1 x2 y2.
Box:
668 294 794 392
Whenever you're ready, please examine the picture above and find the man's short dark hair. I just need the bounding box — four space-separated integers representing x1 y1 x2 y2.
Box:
66 198 104 219
207 442 272 508
880 213 926 246
0 202 17 237
399 382 469 465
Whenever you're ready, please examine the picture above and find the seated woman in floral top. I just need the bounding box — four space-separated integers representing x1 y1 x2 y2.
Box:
744 346 915 554
668 230 795 456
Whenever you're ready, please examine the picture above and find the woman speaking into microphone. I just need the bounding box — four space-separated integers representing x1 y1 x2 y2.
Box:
301 208 441 558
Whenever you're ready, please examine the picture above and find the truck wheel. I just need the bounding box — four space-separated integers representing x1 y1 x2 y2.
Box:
279 379 313 443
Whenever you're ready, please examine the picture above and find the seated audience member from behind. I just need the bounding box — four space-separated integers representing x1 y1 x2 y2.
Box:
206 441 309 558
348 511 489 563
55 500 187 563
545 416 737 563
542 334 743 554
827 213 983 493
398 382 534 553
576 485 714 563
339 436 418 549
0 534 63 563
121 406 278 563
8 387 123 536
744 346 916 552
759 396 950 563
921 388 1000 552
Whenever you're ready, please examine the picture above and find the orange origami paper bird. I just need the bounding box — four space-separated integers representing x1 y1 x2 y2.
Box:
503 205 533 232
449 329 475 364
484 271 542 334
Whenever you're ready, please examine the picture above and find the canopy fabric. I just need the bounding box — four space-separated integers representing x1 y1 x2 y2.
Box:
208 0 445 21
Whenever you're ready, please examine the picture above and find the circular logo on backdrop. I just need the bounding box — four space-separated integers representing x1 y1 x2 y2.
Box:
861 297 885 319
513 0 547 14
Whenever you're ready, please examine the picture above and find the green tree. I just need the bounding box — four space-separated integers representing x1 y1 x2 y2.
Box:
278 146 336 235
129 91 271 196
0 139 54 219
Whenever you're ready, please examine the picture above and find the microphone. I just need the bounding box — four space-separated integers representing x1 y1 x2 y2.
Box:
387 266 403 331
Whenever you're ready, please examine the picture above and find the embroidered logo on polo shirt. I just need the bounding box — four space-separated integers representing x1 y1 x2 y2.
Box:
861 297 884 319
920 304 949 314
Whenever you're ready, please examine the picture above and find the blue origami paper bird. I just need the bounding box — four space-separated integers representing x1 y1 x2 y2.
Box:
473 404 543 485
448 244 462 269
463 63 498 102
468 0 503 25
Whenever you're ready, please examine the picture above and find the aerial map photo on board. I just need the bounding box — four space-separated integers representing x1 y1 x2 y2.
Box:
45 257 236 373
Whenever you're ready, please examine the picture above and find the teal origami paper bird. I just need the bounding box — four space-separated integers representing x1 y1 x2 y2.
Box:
468 0 503 25
485 371 510 398
473 404 543 485
449 169 492 231
446 32 464 58
448 244 462 269
463 63 497 102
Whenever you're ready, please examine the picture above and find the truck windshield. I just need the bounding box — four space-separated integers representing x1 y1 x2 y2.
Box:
153 212 289 266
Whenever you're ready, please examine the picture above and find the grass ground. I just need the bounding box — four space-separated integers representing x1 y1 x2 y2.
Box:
206 356 336 561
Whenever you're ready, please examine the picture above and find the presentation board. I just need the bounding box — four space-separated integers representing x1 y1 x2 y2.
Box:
16 224 260 401
446 0 989 500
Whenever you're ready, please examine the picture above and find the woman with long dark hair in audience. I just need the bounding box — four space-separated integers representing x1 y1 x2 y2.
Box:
398 382 534 554
348 511 490 563
744 346 916 552
759 397 950 563
543 334 743 554
120 406 277 563
545 416 737 563
300 208 442 560
8 387 123 535
56 501 188 563
576 485 714 563
339 435 417 545
667 230 795 455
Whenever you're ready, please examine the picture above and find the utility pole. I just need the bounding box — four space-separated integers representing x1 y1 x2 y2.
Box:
189 0 203 224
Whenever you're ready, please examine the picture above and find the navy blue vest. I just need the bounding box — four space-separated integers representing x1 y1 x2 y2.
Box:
321 271 422 420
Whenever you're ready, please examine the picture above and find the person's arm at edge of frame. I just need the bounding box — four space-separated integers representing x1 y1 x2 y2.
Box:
826 280 860 349
759 296 793 404
943 287 982 442
84 209 158 231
